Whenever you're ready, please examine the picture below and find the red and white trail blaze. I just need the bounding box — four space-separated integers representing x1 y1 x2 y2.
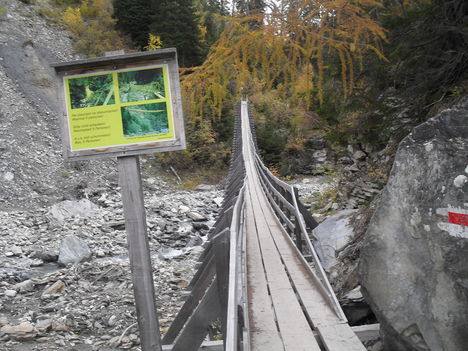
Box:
448 212 468 226
436 207 468 238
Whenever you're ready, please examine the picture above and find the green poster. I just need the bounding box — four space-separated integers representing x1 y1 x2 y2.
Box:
64 65 174 151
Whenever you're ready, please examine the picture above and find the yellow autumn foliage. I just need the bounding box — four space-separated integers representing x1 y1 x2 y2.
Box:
62 0 124 57
145 34 163 51
182 0 387 120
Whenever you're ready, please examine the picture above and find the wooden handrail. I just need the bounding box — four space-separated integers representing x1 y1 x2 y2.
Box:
248 130 346 321
225 184 246 350
163 101 349 351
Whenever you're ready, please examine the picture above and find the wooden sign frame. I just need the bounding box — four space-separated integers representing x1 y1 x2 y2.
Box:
52 48 185 161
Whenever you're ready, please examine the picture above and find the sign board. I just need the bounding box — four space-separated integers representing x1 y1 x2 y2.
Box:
52 49 185 160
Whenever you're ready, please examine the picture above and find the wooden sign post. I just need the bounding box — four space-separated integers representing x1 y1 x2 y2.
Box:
118 155 161 350
52 49 186 351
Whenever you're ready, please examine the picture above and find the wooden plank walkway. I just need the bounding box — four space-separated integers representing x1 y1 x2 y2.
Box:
240 102 365 351
161 101 368 350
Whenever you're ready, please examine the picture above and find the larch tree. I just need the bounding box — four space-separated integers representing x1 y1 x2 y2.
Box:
182 0 387 119
194 0 227 54
236 0 265 15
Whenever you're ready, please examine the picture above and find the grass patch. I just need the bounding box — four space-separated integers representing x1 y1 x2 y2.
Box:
309 185 339 212
36 6 63 25
174 167 226 190
147 161 227 190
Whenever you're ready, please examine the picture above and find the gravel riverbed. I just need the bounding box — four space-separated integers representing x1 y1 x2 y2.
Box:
0 175 332 350
0 178 224 350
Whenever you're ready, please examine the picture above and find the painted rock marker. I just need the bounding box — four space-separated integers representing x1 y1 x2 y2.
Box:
448 212 468 226
436 208 468 239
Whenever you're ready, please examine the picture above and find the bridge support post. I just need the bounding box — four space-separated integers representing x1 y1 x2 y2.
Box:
118 155 162 351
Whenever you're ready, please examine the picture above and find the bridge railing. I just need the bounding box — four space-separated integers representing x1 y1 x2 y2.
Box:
162 101 346 350
162 104 248 351
245 105 346 321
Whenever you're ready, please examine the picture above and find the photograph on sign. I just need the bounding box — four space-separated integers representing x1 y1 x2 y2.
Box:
63 65 174 152
68 73 115 109
118 67 165 102
121 102 169 137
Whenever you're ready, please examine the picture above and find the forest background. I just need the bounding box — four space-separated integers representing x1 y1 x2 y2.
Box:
35 0 467 180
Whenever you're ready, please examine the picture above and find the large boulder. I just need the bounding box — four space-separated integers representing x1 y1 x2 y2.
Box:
314 210 357 273
58 235 92 266
48 199 99 225
359 99 468 350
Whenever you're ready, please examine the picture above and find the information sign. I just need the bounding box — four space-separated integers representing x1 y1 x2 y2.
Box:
52 49 185 160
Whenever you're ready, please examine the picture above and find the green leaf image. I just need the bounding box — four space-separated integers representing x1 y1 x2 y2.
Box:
118 68 165 103
68 74 115 109
121 102 169 137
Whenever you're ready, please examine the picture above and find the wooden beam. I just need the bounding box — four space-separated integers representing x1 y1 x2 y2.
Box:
294 187 318 230
212 229 230 335
51 48 177 71
163 254 217 344
162 341 223 351
255 163 295 213
172 279 221 351
187 248 214 289
225 185 246 351
118 156 162 351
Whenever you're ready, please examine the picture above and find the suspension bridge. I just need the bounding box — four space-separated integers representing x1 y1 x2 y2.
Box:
160 101 370 350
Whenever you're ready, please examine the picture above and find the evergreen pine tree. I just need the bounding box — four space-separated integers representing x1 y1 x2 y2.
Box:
194 0 227 55
235 0 265 29
113 0 151 48
236 0 265 15
149 0 204 67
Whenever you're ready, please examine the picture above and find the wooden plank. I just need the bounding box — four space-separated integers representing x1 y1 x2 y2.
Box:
118 156 162 351
255 164 295 213
246 182 321 351
195 240 212 263
51 48 177 70
239 205 251 351
225 186 245 351
162 254 216 344
54 75 73 162
208 206 233 239
172 279 221 351
162 340 223 351
166 50 186 150
294 218 304 253
317 323 367 351
188 247 214 289
260 202 366 351
245 194 284 351
241 101 320 351
212 229 230 335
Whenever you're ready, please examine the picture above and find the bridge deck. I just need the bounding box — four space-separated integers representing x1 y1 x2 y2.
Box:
241 102 365 351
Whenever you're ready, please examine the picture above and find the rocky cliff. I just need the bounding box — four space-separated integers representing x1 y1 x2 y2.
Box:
360 98 468 350
0 2 226 350
0 0 117 210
